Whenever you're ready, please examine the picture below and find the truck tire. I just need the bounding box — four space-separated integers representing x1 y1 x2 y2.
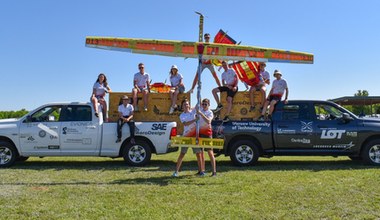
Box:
230 140 259 166
122 139 152 166
0 141 17 168
362 140 380 166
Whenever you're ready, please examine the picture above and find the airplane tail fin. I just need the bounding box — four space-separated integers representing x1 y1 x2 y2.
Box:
195 11 204 42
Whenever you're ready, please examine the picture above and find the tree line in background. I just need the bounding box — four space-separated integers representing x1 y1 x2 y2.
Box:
0 90 377 119
344 90 380 116
0 109 29 119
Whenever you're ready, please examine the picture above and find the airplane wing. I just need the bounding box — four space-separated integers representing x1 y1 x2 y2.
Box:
85 36 313 64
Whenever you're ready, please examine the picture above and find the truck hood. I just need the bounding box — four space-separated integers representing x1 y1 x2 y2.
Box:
0 118 19 123
361 118 380 123
360 118 380 128
0 118 19 133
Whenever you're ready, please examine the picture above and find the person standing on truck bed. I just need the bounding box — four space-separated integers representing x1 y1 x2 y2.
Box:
188 33 222 93
116 95 135 144
259 70 288 121
169 65 185 114
212 60 238 122
197 98 217 177
249 62 270 112
172 99 203 177
132 63 150 112
91 73 112 122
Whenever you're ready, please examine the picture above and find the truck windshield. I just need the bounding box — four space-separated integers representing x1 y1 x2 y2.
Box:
314 104 344 120
28 106 62 122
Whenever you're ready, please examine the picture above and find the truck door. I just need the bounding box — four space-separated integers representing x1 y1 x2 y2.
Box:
59 105 100 155
274 103 314 149
19 105 62 155
312 103 358 152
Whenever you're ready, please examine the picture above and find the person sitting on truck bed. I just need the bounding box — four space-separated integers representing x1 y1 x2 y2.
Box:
212 61 238 122
91 73 112 122
172 99 203 177
249 62 270 112
258 70 288 121
116 95 135 144
169 65 185 114
132 63 150 112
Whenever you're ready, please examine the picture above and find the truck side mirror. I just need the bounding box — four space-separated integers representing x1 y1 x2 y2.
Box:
48 116 56 122
25 115 32 123
341 113 353 123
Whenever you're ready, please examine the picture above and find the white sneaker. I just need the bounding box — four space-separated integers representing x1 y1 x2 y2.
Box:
144 107 148 112
169 106 175 114
172 171 179 177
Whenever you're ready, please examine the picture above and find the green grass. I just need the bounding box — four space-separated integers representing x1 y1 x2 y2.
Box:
1 153 379 219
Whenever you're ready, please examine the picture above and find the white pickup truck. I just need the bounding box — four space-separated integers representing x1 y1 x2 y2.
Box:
0 102 177 168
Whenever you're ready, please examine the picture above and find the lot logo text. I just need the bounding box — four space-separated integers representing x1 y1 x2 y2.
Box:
321 129 346 139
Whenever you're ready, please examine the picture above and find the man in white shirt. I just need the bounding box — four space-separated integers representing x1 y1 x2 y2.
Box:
132 63 150 112
212 61 238 122
249 62 270 112
259 70 288 121
116 95 135 144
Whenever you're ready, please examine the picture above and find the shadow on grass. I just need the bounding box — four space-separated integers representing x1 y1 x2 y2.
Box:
2 158 377 187
0 176 179 187
110 175 213 186
10 156 376 172
216 159 373 173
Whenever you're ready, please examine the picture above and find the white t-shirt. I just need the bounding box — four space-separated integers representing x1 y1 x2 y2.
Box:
134 72 150 88
170 73 183 87
93 82 108 96
260 70 270 84
118 104 134 116
180 109 196 137
199 108 213 137
272 78 288 95
222 69 237 86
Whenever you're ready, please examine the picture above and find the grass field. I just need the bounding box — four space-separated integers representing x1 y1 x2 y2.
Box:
1 153 379 219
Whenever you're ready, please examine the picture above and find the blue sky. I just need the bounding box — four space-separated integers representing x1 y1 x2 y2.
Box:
1 0 379 111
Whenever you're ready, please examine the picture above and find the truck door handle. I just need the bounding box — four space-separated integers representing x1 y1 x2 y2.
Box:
86 126 96 129
49 126 58 129
318 125 327 128
278 125 288 128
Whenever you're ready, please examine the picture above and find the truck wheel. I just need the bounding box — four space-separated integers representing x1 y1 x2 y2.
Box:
0 141 17 168
230 140 259 166
362 140 380 166
122 139 152 166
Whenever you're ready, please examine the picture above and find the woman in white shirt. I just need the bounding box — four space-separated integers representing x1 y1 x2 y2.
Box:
91 73 112 121
169 65 185 114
